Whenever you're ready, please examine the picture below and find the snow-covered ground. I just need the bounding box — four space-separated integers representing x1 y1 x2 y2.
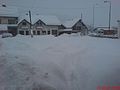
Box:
0 34 120 90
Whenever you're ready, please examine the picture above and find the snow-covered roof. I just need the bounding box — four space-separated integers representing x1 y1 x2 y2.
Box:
94 27 117 31
0 25 7 31
18 14 61 25
60 29 72 32
18 14 36 25
0 6 19 17
64 18 81 28
40 15 61 25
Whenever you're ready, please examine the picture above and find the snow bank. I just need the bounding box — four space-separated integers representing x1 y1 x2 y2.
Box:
0 35 120 90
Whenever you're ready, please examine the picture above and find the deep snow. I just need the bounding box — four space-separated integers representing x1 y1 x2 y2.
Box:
0 34 120 90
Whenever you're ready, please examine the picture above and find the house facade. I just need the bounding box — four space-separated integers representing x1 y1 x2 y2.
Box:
117 20 120 38
0 5 18 36
92 27 118 38
62 19 88 35
33 20 46 35
17 19 31 35
17 15 62 36
0 16 18 24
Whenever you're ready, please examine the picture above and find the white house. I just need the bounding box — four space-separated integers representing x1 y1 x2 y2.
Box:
117 20 120 39
63 18 88 35
18 14 62 36
0 5 19 36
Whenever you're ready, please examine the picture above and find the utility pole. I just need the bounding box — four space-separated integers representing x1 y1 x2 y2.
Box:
104 1 112 30
93 4 98 29
117 20 120 39
93 5 95 29
81 13 83 21
29 10 33 38
109 1 111 30
80 13 83 36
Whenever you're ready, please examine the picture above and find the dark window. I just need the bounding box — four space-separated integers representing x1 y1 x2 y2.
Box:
0 19 1 24
33 31 36 35
37 31 40 35
22 22 27 26
76 26 81 30
8 19 16 24
42 31 46 34
52 30 57 35
19 31 24 35
48 31 50 34
26 31 29 35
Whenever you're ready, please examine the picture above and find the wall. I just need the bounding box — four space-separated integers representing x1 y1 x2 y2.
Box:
0 17 18 24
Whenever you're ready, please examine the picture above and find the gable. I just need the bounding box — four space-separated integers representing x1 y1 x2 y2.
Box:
34 20 46 26
73 20 87 28
18 19 30 26
18 19 31 29
74 20 82 27
64 18 81 28
73 20 82 27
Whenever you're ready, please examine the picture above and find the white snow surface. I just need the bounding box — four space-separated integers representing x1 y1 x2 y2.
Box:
0 25 7 31
64 18 80 28
0 34 120 90
0 6 19 17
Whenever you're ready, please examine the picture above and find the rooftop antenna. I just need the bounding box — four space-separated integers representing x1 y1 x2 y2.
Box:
81 13 83 21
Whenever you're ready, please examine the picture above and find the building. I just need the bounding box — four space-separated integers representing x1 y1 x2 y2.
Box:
117 20 120 39
18 14 62 36
92 27 118 38
0 5 19 36
62 18 88 35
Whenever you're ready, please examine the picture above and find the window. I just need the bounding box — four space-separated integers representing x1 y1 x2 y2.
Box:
0 19 1 24
22 22 27 26
42 31 46 34
76 26 81 30
33 31 36 35
48 31 50 35
37 31 40 35
52 30 57 35
19 31 24 35
36 21 43 26
8 19 16 24
26 31 29 35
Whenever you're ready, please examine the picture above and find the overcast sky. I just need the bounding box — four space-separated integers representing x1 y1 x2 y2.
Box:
1 0 120 27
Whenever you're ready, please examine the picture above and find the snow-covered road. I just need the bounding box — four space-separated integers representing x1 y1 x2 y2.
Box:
0 34 120 90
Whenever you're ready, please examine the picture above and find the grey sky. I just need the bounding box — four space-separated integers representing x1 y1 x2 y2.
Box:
2 0 120 27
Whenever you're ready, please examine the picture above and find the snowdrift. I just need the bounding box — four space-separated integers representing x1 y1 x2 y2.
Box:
0 35 120 90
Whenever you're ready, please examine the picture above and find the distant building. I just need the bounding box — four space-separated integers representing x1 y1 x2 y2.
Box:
0 5 18 36
18 15 62 36
61 19 88 35
92 27 118 38
117 20 120 38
